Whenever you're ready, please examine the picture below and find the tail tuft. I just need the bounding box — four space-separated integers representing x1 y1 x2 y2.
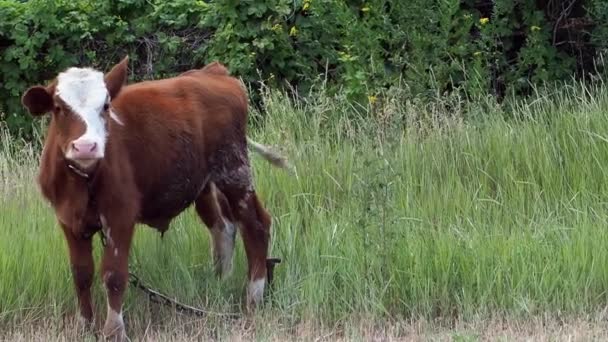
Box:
247 137 294 174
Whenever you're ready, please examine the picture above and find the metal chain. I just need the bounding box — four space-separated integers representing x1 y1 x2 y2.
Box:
127 271 240 318
98 231 240 318
97 230 281 318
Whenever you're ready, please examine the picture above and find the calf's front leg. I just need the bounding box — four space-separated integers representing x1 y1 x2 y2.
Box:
99 217 135 342
60 223 95 324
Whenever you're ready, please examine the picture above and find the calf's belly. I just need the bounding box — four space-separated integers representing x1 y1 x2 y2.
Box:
137 157 209 231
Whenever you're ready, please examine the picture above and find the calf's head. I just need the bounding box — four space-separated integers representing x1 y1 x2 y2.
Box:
21 57 129 170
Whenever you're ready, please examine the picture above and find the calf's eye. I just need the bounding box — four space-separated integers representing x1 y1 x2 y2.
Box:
103 103 110 111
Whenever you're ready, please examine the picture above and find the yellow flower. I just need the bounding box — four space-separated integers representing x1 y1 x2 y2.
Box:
479 17 489 25
271 23 282 32
303 1 310 11
473 51 482 57
368 95 377 104
531 25 541 32
361 6 370 13
289 26 298 37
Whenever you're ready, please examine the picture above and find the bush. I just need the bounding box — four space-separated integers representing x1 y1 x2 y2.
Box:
1 0 607 137
0 0 211 137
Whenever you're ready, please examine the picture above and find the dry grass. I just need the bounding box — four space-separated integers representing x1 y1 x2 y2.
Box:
3 316 608 341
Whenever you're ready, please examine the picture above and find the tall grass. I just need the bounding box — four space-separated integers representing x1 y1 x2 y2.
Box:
2 79 608 335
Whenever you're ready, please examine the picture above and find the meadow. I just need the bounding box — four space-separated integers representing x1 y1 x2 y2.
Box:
2 81 608 340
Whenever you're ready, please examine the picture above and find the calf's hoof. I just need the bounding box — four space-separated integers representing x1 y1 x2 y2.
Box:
76 313 94 328
103 311 127 341
246 277 266 312
103 326 127 342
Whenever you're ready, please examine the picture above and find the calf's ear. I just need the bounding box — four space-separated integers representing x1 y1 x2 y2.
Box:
21 85 54 116
105 56 129 99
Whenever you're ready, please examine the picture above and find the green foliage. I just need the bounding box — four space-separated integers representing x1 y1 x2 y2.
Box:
0 0 209 136
1 0 607 136
199 0 401 100
590 0 608 56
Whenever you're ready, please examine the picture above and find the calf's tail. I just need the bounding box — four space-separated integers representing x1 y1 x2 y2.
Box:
246 137 293 173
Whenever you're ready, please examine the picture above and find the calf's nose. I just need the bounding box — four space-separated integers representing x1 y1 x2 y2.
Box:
72 140 97 153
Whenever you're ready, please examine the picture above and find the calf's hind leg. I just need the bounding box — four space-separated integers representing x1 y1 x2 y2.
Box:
195 182 237 277
221 188 272 310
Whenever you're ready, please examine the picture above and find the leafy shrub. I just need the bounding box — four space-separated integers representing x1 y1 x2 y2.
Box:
1 0 607 137
590 0 608 59
0 0 209 137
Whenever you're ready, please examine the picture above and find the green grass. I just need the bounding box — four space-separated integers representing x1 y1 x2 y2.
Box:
2 80 608 337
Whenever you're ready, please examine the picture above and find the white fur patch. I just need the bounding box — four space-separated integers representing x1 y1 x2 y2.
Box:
209 183 236 276
109 108 124 126
247 278 266 306
214 218 236 276
56 67 109 158
100 215 114 247
220 219 236 253
103 302 125 338
107 308 123 327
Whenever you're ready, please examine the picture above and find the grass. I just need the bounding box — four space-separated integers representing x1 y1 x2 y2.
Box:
2 79 608 339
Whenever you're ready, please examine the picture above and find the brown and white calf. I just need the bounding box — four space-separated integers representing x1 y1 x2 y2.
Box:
21 57 288 340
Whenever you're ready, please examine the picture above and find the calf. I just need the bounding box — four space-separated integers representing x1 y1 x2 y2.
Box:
21 57 288 340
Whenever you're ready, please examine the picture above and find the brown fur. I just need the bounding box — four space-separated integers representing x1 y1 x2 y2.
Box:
21 58 283 341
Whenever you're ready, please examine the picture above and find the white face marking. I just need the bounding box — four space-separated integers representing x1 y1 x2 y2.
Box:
247 277 266 307
56 67 109 159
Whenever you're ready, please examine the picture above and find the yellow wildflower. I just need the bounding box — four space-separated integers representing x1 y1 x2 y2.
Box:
271 23 282 32
473 51 482 57
361 6 370 13
479 17 489 25
303 1 310 11
368 95 377 104
289 26 298 37
531 25 541 32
